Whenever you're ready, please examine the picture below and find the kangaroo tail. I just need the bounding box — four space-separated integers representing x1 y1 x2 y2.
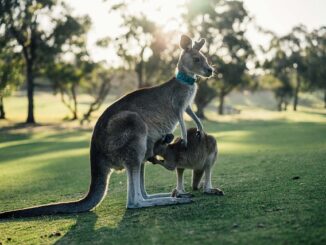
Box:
0 143 110 219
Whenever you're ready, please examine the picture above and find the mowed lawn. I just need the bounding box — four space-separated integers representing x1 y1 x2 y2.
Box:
0 95 325 244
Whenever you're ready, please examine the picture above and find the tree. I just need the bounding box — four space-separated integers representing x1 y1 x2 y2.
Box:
0 37 23 119
184 0 255 115
306 26 326 108
262 26 311 111
259 73 292 111
106 2 179 88
280 25 308 111
263 38 294 111
50 62 81 120
80 65 115 124
0 0 91 123
194 79 217 119
50 56 94 121
274 75 293 111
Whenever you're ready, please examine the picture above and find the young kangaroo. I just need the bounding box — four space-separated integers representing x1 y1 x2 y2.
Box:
0 35 213 218
150 128 224 197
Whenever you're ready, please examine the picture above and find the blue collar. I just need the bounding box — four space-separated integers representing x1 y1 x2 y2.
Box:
176 71 196 85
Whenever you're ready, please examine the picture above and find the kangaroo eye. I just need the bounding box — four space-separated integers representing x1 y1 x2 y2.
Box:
193 57 200 63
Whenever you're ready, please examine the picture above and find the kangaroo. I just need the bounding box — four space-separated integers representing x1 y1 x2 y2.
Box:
150 128 224 197
0 35 213 218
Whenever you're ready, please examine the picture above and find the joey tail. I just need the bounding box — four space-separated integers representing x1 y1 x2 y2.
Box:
0 143 110 219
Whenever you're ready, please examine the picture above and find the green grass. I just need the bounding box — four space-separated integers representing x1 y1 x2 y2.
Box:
0 94 325 244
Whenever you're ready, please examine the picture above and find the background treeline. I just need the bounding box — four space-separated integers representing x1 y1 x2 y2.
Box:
0 0 325 124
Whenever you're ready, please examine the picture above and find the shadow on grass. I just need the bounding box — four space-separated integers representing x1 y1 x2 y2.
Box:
1 120 325 164
0 128 92 164
0 139 89 164
301 110 326 117
54 212 122 244
53 199 220 244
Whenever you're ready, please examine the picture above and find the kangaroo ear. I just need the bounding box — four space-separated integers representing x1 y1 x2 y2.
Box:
180 34 192 50
193 38 206 51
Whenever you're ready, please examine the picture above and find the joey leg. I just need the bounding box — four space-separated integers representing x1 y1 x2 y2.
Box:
172 168 194 198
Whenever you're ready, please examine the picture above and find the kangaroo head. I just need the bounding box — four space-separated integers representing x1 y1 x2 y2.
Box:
177 35 213 78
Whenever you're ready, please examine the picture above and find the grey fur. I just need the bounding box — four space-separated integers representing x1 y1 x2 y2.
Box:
151 128 224 197
0 35 213 218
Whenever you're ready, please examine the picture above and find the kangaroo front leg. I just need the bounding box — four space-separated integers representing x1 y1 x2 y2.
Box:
178 112 188 146
186 106 203 132
172 168 194 198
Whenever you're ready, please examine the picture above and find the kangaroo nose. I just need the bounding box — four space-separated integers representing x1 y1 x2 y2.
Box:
206 68 213 74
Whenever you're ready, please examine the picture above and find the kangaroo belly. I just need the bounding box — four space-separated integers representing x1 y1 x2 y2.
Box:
144 118 179 158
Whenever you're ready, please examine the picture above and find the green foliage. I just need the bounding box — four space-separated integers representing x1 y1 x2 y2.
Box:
263 25 311 111
185 0 255 115
263 38 294 111
306 27 326 91
107 1 178 88
0 34 24 119
0 0 91 123
49 58 95 120
80 64 115 124
194 79 217 119
0 38 23 98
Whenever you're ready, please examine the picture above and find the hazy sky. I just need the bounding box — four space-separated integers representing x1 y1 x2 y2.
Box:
244 0 326 35
69 0 326 63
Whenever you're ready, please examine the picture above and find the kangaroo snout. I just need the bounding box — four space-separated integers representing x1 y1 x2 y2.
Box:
205 67 213 77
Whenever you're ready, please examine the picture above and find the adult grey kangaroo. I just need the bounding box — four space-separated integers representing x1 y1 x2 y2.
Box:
0 35 213 218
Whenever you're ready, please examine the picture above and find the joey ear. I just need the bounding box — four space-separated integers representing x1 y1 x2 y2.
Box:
180 34 192 50
193 38 206 51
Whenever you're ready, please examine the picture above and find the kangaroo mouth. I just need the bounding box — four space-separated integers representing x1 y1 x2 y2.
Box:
205 72 213 77
203 68 213 78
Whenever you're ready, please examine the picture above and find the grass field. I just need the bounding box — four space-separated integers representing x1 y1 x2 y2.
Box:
0 93 325 244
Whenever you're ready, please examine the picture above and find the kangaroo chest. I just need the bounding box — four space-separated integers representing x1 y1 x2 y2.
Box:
145 83 197 140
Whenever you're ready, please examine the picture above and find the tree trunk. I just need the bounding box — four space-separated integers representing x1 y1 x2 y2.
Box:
136 47 145 88
194 80 217 119
71 84 78 120
218 91 225 115
277 97 283 111
0 96 5 119
284 101 288 111
26 61 35 124
324 88 326 109
293 73 301 111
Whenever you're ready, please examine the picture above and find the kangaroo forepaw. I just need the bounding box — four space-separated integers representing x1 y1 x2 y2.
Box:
196 130 204 140
179 139 187 150
204 188 224 196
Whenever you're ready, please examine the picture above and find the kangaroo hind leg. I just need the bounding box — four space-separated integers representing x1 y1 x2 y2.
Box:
140 164 172 200
126 163 192 208
203 152 224 196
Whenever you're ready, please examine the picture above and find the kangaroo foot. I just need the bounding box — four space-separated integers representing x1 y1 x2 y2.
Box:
204 188 224 196
127 197 193 209
171 189 194 198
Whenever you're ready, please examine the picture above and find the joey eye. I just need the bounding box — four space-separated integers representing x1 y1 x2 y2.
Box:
193 57 200 63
